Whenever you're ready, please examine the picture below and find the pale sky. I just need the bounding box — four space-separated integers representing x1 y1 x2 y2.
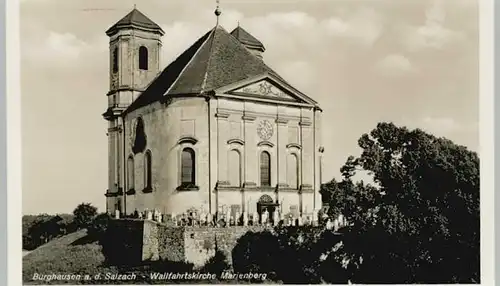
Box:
21 0 478 215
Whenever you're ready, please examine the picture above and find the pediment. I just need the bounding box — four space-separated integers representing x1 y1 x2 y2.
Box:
231 79 296 101
215 73 318 106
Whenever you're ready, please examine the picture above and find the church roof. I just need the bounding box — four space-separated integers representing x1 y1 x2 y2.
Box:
125 25 316 114
106 8 164 36
230 26 265 51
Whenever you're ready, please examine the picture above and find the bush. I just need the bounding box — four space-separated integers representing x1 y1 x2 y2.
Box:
87 213 112 241
22 214 77 250
231 227 348 284
73 203 98 229
232 230 281 282
200 250 230 276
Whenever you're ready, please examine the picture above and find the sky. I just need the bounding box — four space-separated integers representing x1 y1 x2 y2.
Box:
20 0 479 215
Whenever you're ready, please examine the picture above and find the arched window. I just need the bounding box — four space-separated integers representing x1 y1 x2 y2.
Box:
112 47 118 73
287 153 299 189
228 149 242 187
132 117 147 154
139 46 148 70
260 151 271 186
127 156 135 190
181 148 195 184
144 151 152 189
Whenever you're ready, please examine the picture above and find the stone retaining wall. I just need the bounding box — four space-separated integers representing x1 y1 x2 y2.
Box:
109 219 275 267
182 226 271 267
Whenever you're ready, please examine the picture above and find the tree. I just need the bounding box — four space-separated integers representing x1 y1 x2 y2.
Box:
231 227 347 284
200 250 230 277
87 212 112 241
324 122 479 283
73 203 98 229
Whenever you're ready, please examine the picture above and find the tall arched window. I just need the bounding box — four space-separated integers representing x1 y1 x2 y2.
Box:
127 156 135 191
144 151 152 189
112 47 118 73
138 46 148 70
287 153 299 189
132 117 147 154
228 149 242 187
181 148 195 184
260 151 271 186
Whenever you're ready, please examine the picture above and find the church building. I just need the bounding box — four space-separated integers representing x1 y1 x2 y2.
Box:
103 7 325 219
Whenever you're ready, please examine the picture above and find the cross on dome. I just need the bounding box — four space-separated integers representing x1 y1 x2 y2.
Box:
215 0 222 21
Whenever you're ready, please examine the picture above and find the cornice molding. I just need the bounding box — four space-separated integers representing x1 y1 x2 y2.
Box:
106 87 145 96
286 143 302 150
242 114 257 121
299 184 314 193
177 136 198 145
216 108 243 115
227 138 245 145
215 112 230 119
299 120 312 127
275 118 288 125
257 141 274 148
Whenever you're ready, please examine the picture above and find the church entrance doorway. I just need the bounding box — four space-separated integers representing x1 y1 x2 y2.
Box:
257 194 279 224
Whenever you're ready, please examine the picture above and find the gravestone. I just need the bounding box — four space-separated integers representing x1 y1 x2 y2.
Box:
242 211 248 226
200 212 207 226
225 209 231 227
326 218 334 230
207 213 213 226
235 211 241 226
273 210 279 226
262 209 269 225
253 212 260 225
290 205 299 219
312 210 319 226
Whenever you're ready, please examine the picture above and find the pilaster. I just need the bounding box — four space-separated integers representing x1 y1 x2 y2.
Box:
243 112 257 186
209 99 218 214
276 117 288 188
216 111 230 186
300 119 314 189
314 110 324 210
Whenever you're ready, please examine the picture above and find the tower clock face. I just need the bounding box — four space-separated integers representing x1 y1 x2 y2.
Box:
257 120 274 141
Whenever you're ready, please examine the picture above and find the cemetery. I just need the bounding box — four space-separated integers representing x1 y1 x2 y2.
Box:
106 206 346 267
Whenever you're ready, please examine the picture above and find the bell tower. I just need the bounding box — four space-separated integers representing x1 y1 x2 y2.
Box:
103 8 164 214
105 7 164 108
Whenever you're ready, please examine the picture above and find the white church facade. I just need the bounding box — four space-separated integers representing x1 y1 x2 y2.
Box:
103 8 325 220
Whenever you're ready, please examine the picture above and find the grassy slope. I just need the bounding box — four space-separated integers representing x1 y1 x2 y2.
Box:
22 230 269 285
22 230 226 285
23 229 107 285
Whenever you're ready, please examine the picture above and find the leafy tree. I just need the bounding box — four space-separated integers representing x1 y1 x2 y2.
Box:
200 250 230 276
87 213 112 241
231 227 347 284
323 122 479 283
232 230 281 281
22 214 77 250
73 203 98 229
56 214 77 235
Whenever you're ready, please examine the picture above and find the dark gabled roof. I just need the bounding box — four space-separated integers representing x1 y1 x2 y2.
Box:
106 8 164 36
125 29 213 112
230 26 265 51
125 25 316 114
